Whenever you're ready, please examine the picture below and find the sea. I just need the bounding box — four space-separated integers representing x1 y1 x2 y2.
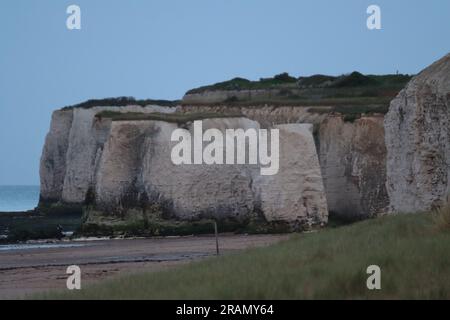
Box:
0 185 40 212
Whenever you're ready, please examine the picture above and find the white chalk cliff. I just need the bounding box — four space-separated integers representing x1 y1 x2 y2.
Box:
40 107 329 230
40 105 175 204
41 53 450 233
385 53 450 212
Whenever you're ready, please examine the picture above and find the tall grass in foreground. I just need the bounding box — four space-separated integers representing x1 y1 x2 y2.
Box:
35 212 450 300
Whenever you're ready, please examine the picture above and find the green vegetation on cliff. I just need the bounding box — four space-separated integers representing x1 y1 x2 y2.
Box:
184 72 412 110
58 73 412 119
37 211 450 299
94 111 245 123
186 73 298 93
187 72 411 94
62 97 180 110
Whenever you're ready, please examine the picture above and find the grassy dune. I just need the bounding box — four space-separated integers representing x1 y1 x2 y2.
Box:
37 212 450 299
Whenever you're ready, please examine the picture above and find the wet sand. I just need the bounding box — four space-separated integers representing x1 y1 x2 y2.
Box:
0 234 288 299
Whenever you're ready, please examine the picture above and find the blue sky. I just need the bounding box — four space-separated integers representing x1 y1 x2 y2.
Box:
0 0 449 185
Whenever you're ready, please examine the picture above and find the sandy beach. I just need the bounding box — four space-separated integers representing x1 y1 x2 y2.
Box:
0 234 288 299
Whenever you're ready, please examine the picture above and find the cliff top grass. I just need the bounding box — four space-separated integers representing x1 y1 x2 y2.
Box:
95 111 245 123
35 211 450 299
184 72 412 109
186 72 412 94
59 73 412 113
62 97 180 110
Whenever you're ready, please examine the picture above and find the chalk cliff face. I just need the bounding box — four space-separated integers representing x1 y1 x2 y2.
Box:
385 53 450 212
40 102 390 228
179 105 388 220
178 105 329 127
40 109 73 203
39 54 450 232
318 115 388 220
94 119 328 228
256 124 328 226
40 105 175 204
40 108 328 230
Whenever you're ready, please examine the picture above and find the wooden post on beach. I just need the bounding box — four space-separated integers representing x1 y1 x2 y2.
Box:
214 220 220 256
